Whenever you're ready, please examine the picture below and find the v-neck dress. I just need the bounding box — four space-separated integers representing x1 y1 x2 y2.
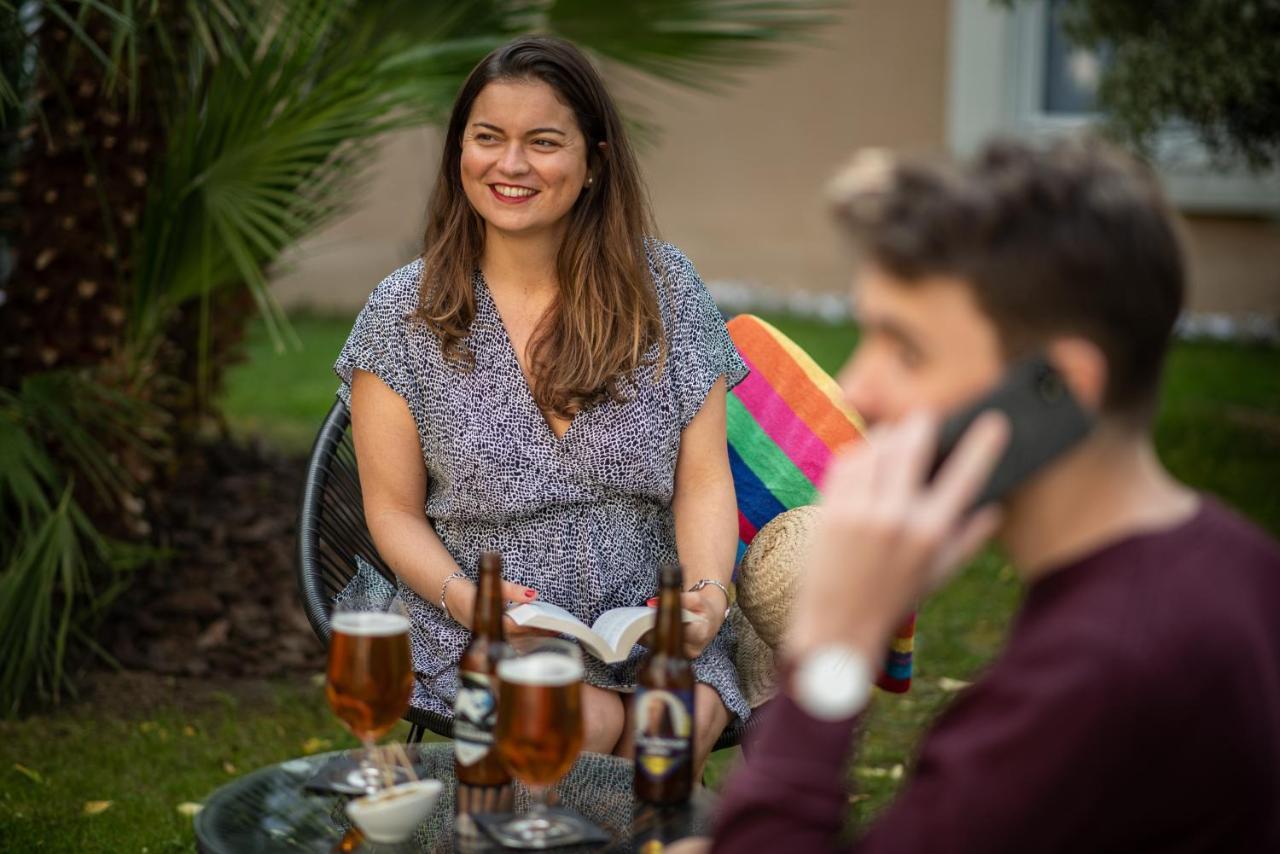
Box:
333 240 751 721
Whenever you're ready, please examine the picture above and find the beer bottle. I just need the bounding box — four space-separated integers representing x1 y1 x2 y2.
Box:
635 562 695 804
454 551 511 786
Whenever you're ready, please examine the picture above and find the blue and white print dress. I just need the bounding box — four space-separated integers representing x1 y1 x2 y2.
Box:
334 241 750 721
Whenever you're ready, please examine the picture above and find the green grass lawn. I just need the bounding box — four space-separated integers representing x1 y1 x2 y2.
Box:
3 310 1275 850
0 675 420 852
221 313 358 453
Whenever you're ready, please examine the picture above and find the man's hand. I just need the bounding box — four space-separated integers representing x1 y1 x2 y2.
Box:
787 412 1009 662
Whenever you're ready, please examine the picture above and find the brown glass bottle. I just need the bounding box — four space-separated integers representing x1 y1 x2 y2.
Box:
635 563 695 804
454 551 511 786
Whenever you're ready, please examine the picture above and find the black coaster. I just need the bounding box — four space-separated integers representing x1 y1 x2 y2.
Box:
474 807 611 850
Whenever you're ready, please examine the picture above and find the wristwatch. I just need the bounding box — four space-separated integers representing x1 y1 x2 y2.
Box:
791 644 872 721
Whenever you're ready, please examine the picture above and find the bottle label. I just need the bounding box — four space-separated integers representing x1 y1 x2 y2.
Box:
634 687 693 780
454 671 497 766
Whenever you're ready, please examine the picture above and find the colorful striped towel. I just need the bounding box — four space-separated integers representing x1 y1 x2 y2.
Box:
726 315 916 693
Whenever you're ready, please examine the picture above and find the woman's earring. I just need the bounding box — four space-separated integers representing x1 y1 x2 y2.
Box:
586 176 594 188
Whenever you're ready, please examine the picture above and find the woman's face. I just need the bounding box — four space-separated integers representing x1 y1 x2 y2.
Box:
460 79 591 242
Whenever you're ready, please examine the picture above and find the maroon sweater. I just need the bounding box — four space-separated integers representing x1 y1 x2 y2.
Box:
713 499 1280 853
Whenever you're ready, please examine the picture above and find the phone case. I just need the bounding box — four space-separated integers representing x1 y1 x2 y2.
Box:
930 356 1094 509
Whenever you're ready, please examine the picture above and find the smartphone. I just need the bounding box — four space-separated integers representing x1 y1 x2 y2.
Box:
929 354 1094 509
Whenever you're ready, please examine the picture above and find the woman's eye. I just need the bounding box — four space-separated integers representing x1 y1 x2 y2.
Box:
475 133 497 143
532 139 559 148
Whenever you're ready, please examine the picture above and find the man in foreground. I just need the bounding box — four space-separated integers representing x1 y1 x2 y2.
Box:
711 138 1280 852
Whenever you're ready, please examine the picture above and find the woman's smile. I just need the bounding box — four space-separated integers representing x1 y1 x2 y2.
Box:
489 183 540 204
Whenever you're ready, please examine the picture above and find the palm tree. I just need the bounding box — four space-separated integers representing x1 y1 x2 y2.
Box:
0 0 839 715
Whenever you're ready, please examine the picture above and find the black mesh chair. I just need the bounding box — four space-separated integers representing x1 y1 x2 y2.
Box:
297 398 748 751
297 399 451 743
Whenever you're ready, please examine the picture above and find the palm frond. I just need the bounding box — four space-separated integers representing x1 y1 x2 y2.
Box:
17 371 162 508
0 377 155 716
0 1 257 114
0 484 132 715
543 0 841 89
129 3 495 358
0 398 59 523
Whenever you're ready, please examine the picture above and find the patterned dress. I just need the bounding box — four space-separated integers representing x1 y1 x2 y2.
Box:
334 241 750 721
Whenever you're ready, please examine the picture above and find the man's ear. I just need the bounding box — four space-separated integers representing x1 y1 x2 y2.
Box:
1047 337 1107 410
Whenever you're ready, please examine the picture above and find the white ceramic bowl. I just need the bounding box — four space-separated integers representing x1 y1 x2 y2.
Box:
345 779 443 844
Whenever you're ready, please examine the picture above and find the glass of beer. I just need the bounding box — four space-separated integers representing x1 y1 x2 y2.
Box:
325 597 413 795
492 638 588 847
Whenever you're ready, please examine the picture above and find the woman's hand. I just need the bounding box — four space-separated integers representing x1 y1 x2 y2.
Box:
680 589 727 659
445 579 553 639
646 589 727 660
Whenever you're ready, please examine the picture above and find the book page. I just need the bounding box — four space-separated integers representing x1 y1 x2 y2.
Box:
504 602 613 662
506 601 583 629
505 603 709 664
590 608 708 661
589 607 657 657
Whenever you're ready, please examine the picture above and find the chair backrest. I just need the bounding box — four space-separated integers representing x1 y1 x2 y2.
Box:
296 398 396 645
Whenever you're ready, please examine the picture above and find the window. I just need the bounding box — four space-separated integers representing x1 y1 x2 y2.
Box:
947 0 1280 214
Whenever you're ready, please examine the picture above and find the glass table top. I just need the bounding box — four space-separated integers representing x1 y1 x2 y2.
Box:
195 742 714 853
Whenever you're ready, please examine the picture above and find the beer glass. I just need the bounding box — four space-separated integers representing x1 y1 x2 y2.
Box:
325 597 413 795
493 638 587 847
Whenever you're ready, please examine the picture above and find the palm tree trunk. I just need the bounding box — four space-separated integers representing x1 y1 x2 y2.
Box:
0 11 146 390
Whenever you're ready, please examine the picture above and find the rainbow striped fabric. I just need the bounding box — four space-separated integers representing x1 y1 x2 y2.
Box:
726 315 916 693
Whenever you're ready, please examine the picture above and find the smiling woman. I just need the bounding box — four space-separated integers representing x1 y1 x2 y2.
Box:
332 36 748 778
419 38 662 423
461 84 590 228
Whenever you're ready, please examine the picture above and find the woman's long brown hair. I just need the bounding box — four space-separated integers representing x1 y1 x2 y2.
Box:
417 36 664 419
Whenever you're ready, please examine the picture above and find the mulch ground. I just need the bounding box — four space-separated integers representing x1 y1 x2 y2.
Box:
101 439 328 682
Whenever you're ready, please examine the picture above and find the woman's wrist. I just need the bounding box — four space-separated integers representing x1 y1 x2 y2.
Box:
688 578 731 620
439 572 471 624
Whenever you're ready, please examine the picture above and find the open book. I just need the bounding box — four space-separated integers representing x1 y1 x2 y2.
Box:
505 601 704 664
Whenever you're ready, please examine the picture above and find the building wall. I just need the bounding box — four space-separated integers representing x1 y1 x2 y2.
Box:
1181 216 1280 316
628 0 950 301
271 1 1279 318
271 126 441 312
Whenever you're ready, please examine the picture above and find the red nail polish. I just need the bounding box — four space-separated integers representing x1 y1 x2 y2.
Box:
525 590 535 598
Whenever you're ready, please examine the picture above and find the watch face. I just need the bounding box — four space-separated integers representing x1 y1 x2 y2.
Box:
795 645 871 721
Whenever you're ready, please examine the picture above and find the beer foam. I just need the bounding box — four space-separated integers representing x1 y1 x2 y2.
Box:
498 653 584 686
331 611 411 637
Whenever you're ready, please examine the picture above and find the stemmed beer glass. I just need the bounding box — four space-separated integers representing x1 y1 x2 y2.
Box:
324 597 413 795
492 637 589 848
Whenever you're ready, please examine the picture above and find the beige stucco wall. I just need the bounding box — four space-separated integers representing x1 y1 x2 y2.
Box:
628 0 950 299
1182 215 1280 316
271 1 1279 318
271 126 441 311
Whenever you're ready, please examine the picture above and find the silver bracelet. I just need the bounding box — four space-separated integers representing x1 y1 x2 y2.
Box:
688 578 731 620
439 571 468 622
